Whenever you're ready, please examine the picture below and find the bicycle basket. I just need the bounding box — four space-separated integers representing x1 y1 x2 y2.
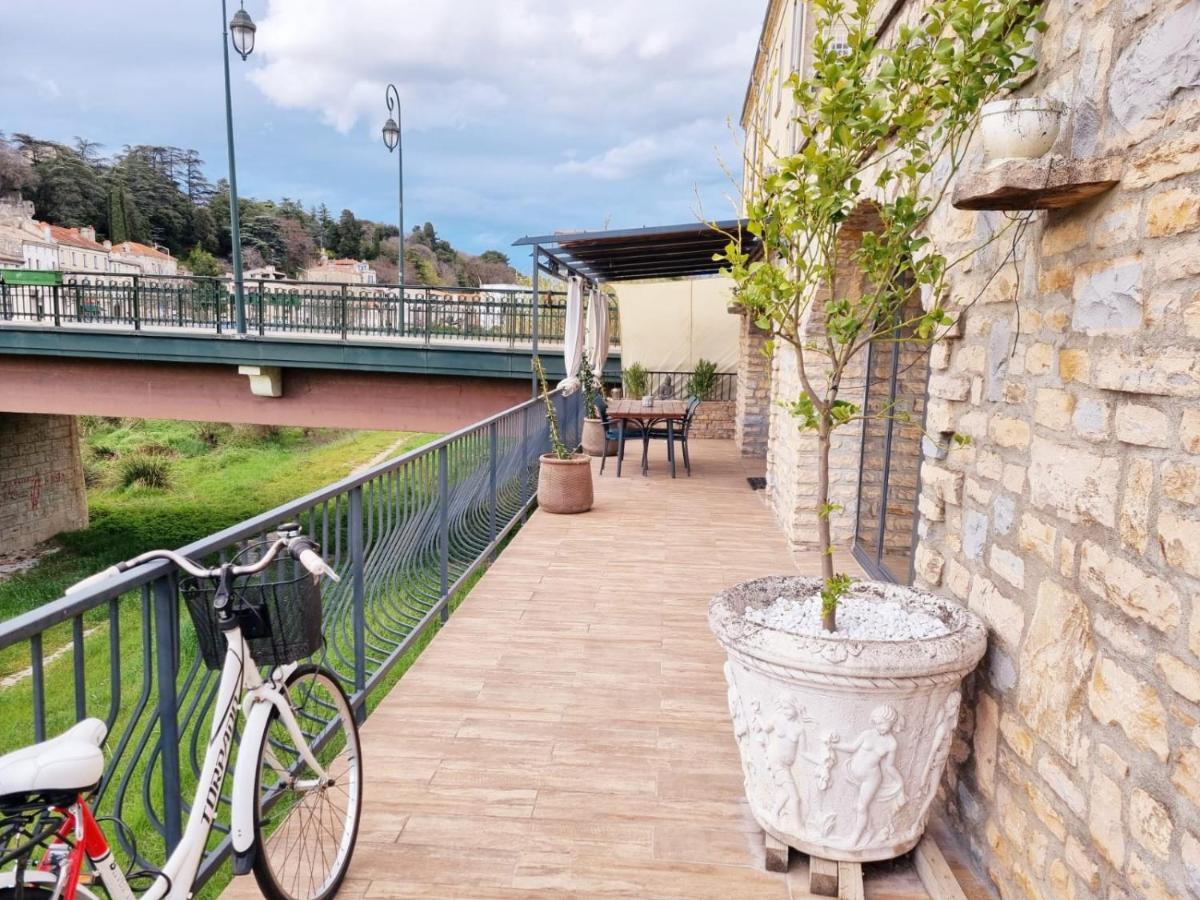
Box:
179 541 324 670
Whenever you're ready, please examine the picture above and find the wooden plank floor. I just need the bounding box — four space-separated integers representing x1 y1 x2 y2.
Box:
223 439 965 899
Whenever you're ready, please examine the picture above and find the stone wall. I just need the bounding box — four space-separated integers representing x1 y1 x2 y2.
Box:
742 0 1200 895
734 313 771 457
0 414 88 551
906 1 1200 896
691 400 736 440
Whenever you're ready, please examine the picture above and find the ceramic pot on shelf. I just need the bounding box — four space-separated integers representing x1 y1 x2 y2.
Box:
709 575 986 863
979 97 1065 161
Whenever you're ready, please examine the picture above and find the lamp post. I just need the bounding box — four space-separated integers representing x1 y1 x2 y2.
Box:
381 84 404 299
222 0 256 335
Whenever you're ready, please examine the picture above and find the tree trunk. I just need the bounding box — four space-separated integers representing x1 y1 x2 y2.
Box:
817 420 836 631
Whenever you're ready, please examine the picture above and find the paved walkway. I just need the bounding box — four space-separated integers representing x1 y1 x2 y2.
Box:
225 439 935 899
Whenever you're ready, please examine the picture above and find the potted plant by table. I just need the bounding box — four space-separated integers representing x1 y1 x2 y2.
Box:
621 362 648 401
579 351 614 457
712 0 1041 864
533 358 593 514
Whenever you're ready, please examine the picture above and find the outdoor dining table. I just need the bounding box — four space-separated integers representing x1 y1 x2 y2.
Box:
607 398 688 478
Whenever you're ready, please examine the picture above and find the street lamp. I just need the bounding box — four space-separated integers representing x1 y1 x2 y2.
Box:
222 0 255 334
382 84 404 296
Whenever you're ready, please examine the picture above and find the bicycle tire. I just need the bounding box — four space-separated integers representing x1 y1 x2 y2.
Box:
250 664 363 900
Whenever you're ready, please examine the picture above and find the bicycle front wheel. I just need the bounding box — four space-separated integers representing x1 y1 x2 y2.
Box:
252 664 363 900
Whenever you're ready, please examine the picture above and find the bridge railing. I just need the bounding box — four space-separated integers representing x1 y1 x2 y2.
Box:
0 387 582 888
0 272 622 346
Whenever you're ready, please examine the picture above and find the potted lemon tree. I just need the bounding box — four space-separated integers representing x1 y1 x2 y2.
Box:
711 0 1042 863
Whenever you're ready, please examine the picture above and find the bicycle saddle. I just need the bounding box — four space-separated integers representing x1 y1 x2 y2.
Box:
0 718 107 801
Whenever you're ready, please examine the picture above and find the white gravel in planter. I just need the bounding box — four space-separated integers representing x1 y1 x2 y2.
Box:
745 592 951 641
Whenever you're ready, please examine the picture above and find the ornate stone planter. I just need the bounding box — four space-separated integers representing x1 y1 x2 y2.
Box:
979 97 1065 161
537 453 593 514
709 575 987 863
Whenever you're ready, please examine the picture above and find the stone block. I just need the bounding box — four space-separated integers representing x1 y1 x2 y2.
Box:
1114 403 1170 447
1088 655 1169 761
969 575 1025 651
1129 789 1173 860
1065 835 1101 891
1126 133 1200 189
1059 347 1090 383
1018 512 1056 566
1120 458 1154 553
1159 509 1200 578
1072 396 1110 441
1182 409 1200 454
989 416 1031 449
1096 612 1148 659
963 508 989 559
1018 580 1093 766
1034 388 1074 429
920 463 963 506
914 545 945 586
988 545 1025 590
929 373 971 401
1127 852 1175 900
1072 260 1144 335
1080 540 1181 631
1024 342 1055 375
1037 753 1086 819
1147 187 1200 237
1175 747 1200 809
1093 347 1200 397
1029 436 1119 526
1164 461 1200 503
975 692 1000 798
1089 769 1127 869
1183 831 1200 896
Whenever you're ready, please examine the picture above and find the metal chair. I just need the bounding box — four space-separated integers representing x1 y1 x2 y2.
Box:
597 395 645 476
647 395 700 476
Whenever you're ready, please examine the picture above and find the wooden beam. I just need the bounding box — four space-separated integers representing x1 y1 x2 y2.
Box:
809 856 840 896
836 861 864 900
914 836 968 900
764 833 790 872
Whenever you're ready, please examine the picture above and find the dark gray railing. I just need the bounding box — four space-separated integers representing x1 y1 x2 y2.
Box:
0 272 622 347
639 370 737 401
0 388 582 888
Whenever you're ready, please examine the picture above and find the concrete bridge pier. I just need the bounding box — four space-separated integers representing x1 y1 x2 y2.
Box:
0 413 88 553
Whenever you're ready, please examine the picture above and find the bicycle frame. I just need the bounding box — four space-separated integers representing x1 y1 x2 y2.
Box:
3 625 331 900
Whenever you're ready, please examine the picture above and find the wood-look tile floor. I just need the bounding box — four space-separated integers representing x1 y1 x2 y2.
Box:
224 440 979 899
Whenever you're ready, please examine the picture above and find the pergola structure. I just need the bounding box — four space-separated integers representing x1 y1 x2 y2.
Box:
512 219 760 392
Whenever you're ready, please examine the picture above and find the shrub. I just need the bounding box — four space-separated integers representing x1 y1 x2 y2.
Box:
118 454 173 490
622 362 648 398
686 359 718 401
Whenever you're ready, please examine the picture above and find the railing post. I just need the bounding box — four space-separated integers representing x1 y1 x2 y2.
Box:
424 289 432 347
257 279 265 336
438 446 450 622
340 285 349 341
132 275 141 331
348 486 366 721
51 284 61 327
488 420 498 554
152 573 182 854
397 286 406 336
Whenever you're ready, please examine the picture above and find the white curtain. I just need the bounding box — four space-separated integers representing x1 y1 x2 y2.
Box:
557 275 585 394
586 286 610 392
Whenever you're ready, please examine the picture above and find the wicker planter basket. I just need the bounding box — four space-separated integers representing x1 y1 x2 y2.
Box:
537 453 594 514
582 418 617 457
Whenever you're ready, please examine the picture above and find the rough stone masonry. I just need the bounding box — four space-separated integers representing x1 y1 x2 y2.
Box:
0 414 88 552
742 0 1200 895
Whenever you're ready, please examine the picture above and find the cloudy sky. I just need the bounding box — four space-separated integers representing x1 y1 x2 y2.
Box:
1 1 764 256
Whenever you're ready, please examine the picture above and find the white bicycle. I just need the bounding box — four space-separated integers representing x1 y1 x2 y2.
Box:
0 525 362 900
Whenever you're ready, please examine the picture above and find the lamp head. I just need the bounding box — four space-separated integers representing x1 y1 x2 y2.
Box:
229 7 256 60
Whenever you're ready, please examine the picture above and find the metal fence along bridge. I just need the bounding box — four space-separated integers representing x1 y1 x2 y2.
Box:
0 390 582 889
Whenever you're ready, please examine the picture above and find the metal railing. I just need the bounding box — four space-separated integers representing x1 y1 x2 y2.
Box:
0 388 582 888
637 370 738 401
0 272 622 347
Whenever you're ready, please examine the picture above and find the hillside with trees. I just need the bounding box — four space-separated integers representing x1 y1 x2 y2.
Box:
0 132 520 286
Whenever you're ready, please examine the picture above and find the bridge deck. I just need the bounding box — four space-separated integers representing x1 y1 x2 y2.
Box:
222 440 948 899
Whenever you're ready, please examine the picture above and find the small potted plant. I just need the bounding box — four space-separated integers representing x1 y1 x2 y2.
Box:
579 351 614 457
686 358 719 401
979 97 1065 161
713 0 1040 864
534 358 593 514
621 362 648 401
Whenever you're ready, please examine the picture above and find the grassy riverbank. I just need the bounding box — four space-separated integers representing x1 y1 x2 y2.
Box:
0 419 433 620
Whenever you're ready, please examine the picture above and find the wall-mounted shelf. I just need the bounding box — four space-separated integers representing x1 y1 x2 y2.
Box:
951 155 1122 211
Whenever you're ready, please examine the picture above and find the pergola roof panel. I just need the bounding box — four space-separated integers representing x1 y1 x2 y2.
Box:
513 219 758 283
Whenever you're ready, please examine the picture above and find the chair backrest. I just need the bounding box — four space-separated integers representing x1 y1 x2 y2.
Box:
595 394 610 424
683 396 701 434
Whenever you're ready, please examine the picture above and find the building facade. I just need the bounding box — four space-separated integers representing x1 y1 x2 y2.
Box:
106 241 178 276
740 0 1200 897
0 199 58 271
301 257 378 285
50 225 109 274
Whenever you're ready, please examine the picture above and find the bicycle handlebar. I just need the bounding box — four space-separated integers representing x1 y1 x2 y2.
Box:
65 533 339 595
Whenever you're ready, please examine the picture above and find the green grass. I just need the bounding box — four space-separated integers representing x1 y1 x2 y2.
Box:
0 419 434 623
